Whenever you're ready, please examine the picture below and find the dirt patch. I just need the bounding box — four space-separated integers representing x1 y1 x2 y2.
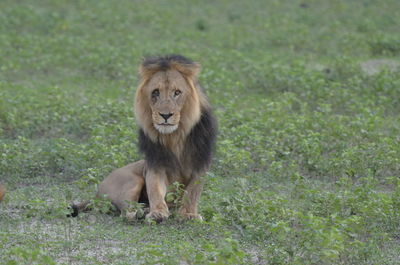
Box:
360 59 399 75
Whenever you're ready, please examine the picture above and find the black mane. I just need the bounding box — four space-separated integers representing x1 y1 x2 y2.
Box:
138 108 217 174
183 109 217 172
142 55 195 71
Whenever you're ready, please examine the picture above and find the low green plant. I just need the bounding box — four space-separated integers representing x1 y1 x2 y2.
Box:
5 247 56 265
135 236 245 265
166 181 186 210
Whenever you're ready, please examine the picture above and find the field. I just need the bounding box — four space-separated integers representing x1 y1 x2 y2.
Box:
1 0 400 264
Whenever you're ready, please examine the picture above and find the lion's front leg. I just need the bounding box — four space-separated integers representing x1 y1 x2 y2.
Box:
179 176 203 221
145 169 170 223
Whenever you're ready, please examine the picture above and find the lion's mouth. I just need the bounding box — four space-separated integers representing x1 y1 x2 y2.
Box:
154 123 179 134
158 123 175 126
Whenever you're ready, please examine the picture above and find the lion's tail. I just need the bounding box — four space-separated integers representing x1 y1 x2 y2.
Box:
0 184 6 202
67 200 92 217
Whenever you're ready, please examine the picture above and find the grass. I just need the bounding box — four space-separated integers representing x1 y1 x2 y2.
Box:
1 0 400 264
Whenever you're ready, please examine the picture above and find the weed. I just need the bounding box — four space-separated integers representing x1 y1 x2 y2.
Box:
1 0 400 263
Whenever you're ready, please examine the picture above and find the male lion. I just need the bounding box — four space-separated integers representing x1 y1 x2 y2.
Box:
70 55 217 222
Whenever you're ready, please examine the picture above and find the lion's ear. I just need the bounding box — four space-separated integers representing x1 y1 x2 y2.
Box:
139 63 158 80
171 62 201 79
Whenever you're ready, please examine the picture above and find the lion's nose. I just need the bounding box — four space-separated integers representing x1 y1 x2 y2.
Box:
159 113 173 122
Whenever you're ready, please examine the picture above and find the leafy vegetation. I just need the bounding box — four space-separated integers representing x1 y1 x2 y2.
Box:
1 0 399 264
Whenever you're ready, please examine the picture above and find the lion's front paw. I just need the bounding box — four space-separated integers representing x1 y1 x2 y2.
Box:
145 210 169 223
179 212 203 221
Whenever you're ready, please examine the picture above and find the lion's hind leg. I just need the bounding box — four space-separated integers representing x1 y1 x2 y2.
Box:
98 161 146 221
119 177 147 221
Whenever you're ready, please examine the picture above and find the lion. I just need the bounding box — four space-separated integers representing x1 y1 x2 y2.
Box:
70 55 217 222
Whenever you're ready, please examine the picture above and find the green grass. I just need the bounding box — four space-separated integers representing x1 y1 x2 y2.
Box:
1 0 400 264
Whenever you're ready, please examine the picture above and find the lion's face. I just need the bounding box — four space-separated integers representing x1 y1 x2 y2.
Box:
144 70 191 134
135 55 206 141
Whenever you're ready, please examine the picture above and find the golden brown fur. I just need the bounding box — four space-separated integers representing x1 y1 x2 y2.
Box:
71 55 217 222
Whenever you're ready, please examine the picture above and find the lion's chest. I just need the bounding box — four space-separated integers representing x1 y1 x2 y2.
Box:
164 153 200 185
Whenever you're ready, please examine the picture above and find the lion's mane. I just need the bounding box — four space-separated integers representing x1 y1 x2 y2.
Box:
135 55 217 175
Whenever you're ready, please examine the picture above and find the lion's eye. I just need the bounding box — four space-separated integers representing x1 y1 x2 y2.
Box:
174 90 182 97
152 89 160 98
